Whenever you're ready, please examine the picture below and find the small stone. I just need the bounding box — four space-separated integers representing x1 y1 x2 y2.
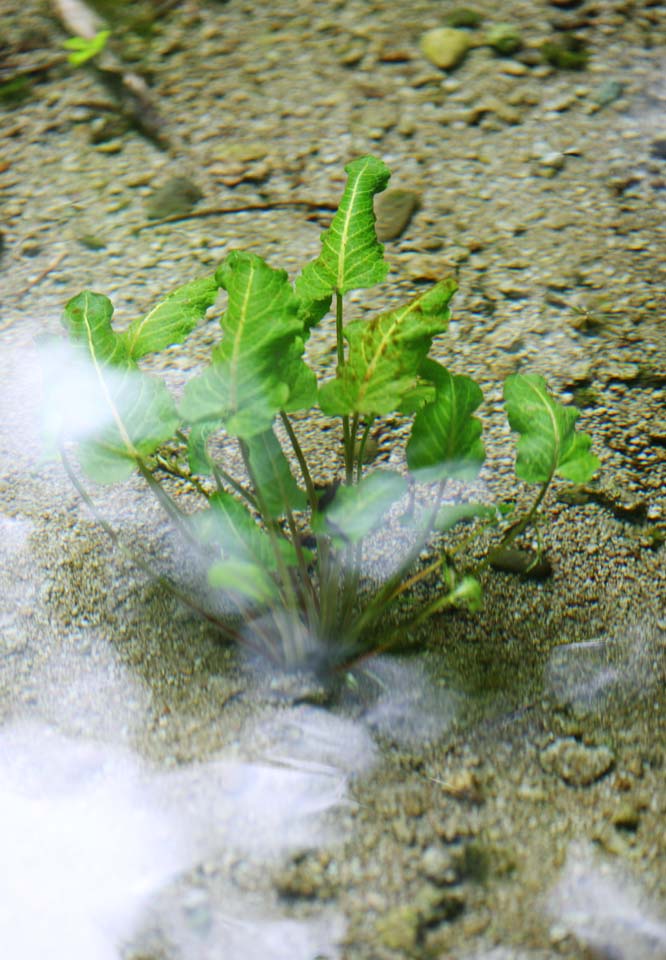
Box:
540 737 615 786
145 176 203 220
593 79 624 107
488 547 552 579
420 28 471 71
374 189 421 240
468 96 522 125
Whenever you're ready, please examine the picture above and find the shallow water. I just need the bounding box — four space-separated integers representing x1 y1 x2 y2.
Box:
2 0 666 957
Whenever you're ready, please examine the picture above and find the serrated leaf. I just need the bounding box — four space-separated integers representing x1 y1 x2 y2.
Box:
180 252 309 437
245 428 306 517
317 470 408 545
123 275 219 359
77 374 179 482
59 292 179 482
319 280 457 417
62 291 130 365
208 559 278 605
503 374 600 484
406 360 485 481
295 155 391 300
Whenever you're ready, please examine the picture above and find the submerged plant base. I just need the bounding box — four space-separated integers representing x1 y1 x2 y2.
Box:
49 155 600 662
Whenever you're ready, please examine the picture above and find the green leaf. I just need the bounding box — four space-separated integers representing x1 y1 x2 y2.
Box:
280 338 318 412
63 29 110 67
295 155 391 299
319 280 457 417
191 491 279 567
77 374 178 482
296 292 332 332
406 360 485 482
187 420 222 475
503 374 600 484
62 290 130 365
317 470 408 545
245 429 306 517
59 292 179 482
123 275 219 359
208 559 278 605
180 252 308 437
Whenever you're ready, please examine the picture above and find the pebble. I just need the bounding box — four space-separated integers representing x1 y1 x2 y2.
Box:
420 27 471 71
540 738 615 786
374 188 421 241
145 176 203 220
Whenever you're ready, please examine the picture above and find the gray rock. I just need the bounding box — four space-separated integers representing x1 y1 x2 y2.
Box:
145 176 203 220
374 189 421 241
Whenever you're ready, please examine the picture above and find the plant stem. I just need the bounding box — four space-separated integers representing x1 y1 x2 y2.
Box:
472 477 551 577
155 454 211 499
355 418 374 483
280 411 318 512
136 459 199 547
346 478 447 643
335 290 354 483
174 428 258 508
211 462 260 510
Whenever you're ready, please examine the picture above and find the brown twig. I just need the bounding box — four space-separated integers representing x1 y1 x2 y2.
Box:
13 251 67 302
135 200 337 232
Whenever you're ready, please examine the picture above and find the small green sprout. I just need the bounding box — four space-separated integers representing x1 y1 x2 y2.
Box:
63 30 111 67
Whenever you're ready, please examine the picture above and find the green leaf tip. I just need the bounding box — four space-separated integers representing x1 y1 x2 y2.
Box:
57 291 179 483
504 373 600 484
296 154 391 299
180 251 311 437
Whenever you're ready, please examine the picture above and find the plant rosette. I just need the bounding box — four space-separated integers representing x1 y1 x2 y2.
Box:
47 155 600 671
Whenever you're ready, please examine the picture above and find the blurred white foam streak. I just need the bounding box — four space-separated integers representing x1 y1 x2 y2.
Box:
1 641 371 960
16 641 151 745
39 339 123 444
548 843 666 960
545 624 662 713
0 723 193 960
151 892 345 960
360 655 462 746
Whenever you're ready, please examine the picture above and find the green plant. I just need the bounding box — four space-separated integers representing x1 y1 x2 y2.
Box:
63 29 111 67
50 156 599 669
